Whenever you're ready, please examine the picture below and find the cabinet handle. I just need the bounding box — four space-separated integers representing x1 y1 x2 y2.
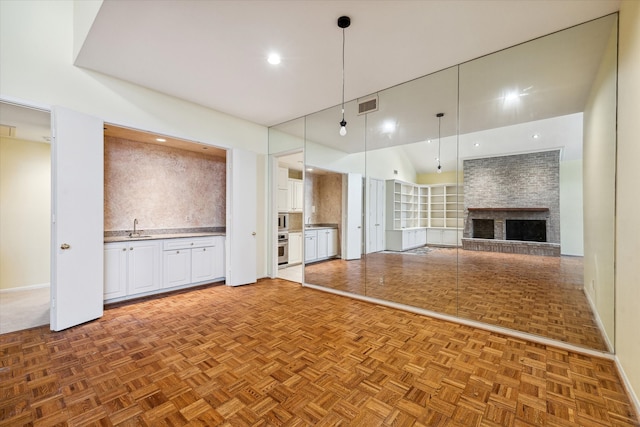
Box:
176 250 180 254
130 247 133 251
122 248 126 252
203 248 206 251
191 243 194 246
60 243 70 250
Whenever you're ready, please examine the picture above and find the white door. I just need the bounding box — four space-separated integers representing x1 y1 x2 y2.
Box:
50 106 104 331
226 148 257 286
367 178 385 253
344 172 363 260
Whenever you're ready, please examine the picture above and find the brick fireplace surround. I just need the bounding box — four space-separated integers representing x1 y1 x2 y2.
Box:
461 207 561 256
462 151 561 257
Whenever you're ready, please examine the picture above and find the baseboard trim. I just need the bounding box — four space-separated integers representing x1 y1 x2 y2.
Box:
615 355 640 419
584 289 615 352
302 282 615 361
0 283 50 294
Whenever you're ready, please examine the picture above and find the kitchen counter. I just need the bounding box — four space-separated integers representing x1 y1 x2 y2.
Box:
104 231 225 243
304 223 338 230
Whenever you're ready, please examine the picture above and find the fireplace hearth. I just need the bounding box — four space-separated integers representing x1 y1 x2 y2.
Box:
462 207 559 256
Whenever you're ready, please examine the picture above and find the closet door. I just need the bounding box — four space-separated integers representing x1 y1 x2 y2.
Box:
50 106 104 331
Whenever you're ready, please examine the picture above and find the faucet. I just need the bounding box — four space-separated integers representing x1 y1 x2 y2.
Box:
130 218 139 237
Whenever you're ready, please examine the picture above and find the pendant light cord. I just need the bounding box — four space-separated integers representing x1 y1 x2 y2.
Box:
438 115 441 164
341 26 345 120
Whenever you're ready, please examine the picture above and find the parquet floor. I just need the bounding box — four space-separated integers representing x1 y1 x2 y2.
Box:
304 248 607 351
1 279 637 426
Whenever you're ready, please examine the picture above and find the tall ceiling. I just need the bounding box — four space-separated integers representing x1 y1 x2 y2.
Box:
75 0 620 128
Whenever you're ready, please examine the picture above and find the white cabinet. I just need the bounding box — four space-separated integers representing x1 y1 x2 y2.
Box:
163 247 191 288
104 240 161 299
288 179 303 212
304 231 317 262
277 167 288 189
162 236 225 288
127 240 162 295
317 230 328 259
385 228 427 251
277 188 288 212
427 229 462 246
104 242 128 299
105 235 224 302
288 232 302 265
305 228 338 262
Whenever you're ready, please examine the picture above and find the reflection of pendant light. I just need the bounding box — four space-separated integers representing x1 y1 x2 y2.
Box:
436 112 444 173
338 16 350 136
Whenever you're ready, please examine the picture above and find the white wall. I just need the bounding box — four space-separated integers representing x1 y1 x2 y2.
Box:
616 0 640 407
0 1 269 280
0 137 51 290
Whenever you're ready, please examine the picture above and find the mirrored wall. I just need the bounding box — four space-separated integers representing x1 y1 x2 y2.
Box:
269 14 618 352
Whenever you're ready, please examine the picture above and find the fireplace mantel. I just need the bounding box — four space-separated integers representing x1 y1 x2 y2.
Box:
467 207 549 212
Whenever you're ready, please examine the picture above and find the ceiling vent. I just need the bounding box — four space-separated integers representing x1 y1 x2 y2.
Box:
0 124 16 138
358 95 378 115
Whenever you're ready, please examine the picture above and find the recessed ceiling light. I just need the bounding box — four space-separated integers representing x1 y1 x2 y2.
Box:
474 143 480 147
156 138 166 142
532 133 540 139
306 168 313 172
382 120 396 134
267 53 281 65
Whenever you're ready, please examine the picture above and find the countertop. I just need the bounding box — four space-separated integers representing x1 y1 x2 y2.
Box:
104 232 225 243
303 224 339 231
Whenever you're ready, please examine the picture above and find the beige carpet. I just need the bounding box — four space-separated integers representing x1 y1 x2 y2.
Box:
0 286 50 334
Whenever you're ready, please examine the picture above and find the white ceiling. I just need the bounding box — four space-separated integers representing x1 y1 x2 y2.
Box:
76 0 620 128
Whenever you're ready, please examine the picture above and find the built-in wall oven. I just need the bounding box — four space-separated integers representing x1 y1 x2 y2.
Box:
278 213 289 231
278 232 289 265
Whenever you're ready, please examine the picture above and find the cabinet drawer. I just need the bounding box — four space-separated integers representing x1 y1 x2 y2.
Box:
163 236 218 250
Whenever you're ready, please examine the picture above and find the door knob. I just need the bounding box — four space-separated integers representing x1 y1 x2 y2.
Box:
252 232 257 236
60 243 70 250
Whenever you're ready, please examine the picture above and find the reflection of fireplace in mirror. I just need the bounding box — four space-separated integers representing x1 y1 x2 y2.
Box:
463 208 559 256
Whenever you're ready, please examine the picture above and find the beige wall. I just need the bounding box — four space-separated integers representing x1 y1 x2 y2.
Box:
616 0 640 406
104 137 226 232
0 137 50 290
559 160 584 256
583 18 618 348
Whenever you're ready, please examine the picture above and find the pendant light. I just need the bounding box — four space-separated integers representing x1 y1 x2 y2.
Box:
436 112 444 174
338 16 350 136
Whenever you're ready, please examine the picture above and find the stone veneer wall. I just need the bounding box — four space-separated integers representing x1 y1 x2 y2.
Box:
463 150 560 243
104 137 226 232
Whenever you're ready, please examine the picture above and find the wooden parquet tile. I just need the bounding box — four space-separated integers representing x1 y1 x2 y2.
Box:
1 279 637 426
305 248 607 351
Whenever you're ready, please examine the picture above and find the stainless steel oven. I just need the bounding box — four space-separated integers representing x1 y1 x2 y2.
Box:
278 232 289 265
278 213 289 231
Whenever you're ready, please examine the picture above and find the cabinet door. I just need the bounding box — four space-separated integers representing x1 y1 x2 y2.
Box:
277 188 288 212
128 241 161 295
288 232 302 264
305 232 317 262
294 180 303 211
317 230 329 259
278 167 288 189
327 229 338 257
417 229 427 246
427 229 442 245
163 249 191 288
104 243 127 299
287 180 295 212
192 246 216 283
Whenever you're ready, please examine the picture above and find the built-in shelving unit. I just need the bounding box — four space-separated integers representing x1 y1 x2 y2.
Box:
385 180 464 249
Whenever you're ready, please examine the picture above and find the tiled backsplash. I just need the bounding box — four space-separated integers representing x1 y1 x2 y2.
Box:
104 136 226 232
